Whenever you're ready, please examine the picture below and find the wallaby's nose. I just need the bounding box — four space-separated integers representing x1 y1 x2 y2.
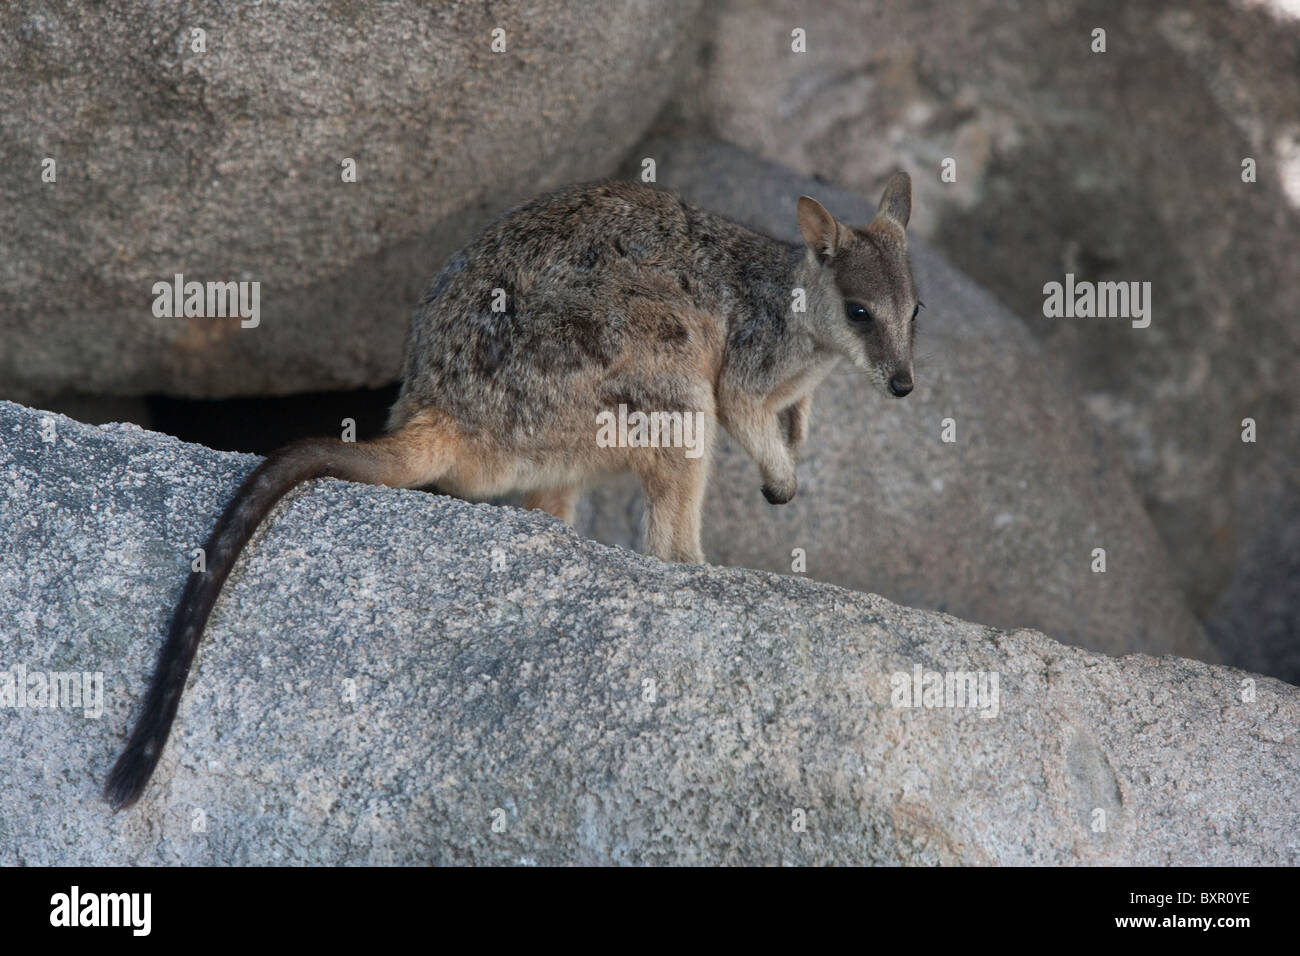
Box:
889 373 913 397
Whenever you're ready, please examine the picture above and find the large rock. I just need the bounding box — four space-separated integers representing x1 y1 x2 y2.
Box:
664 0 1300 680
571 137 1214 664
2 399 1294 865
0 0 702 402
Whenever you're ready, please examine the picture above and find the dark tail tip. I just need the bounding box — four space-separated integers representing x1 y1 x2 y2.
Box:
102 738 160 812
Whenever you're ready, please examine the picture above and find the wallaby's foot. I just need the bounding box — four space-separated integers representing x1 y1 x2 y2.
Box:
524 486 579 524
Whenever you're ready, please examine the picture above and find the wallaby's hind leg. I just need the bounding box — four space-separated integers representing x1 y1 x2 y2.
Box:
639 456 710 563
524 486 579 523
633 412 716 564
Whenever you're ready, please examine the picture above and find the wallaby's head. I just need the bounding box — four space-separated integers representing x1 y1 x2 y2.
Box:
796 172 920 398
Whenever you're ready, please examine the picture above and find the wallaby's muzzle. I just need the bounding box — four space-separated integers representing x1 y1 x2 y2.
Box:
889 371 913 397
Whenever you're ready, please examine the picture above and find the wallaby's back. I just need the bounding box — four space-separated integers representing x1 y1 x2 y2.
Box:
387 180 794 440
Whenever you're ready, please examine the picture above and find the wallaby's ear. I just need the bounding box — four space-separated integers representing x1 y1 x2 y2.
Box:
876 171 912 230
797 196 843 262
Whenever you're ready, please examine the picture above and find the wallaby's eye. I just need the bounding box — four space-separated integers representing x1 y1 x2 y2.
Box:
845 301 871 323
911 303 920 322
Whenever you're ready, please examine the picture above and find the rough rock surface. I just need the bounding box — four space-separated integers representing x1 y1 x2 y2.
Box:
2 400 1295 865
0 0 702 401
664 0 1300 681
572 137 1213 664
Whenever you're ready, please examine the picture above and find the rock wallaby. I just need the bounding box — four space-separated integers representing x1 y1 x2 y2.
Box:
105 173 921 809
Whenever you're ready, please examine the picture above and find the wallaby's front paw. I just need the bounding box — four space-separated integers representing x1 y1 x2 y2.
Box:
762 479 796 505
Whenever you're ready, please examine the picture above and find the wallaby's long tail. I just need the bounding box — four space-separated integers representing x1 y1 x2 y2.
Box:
104 425 444 811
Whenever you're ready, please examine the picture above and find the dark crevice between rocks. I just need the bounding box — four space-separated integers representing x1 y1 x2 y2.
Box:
43 384 401 455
